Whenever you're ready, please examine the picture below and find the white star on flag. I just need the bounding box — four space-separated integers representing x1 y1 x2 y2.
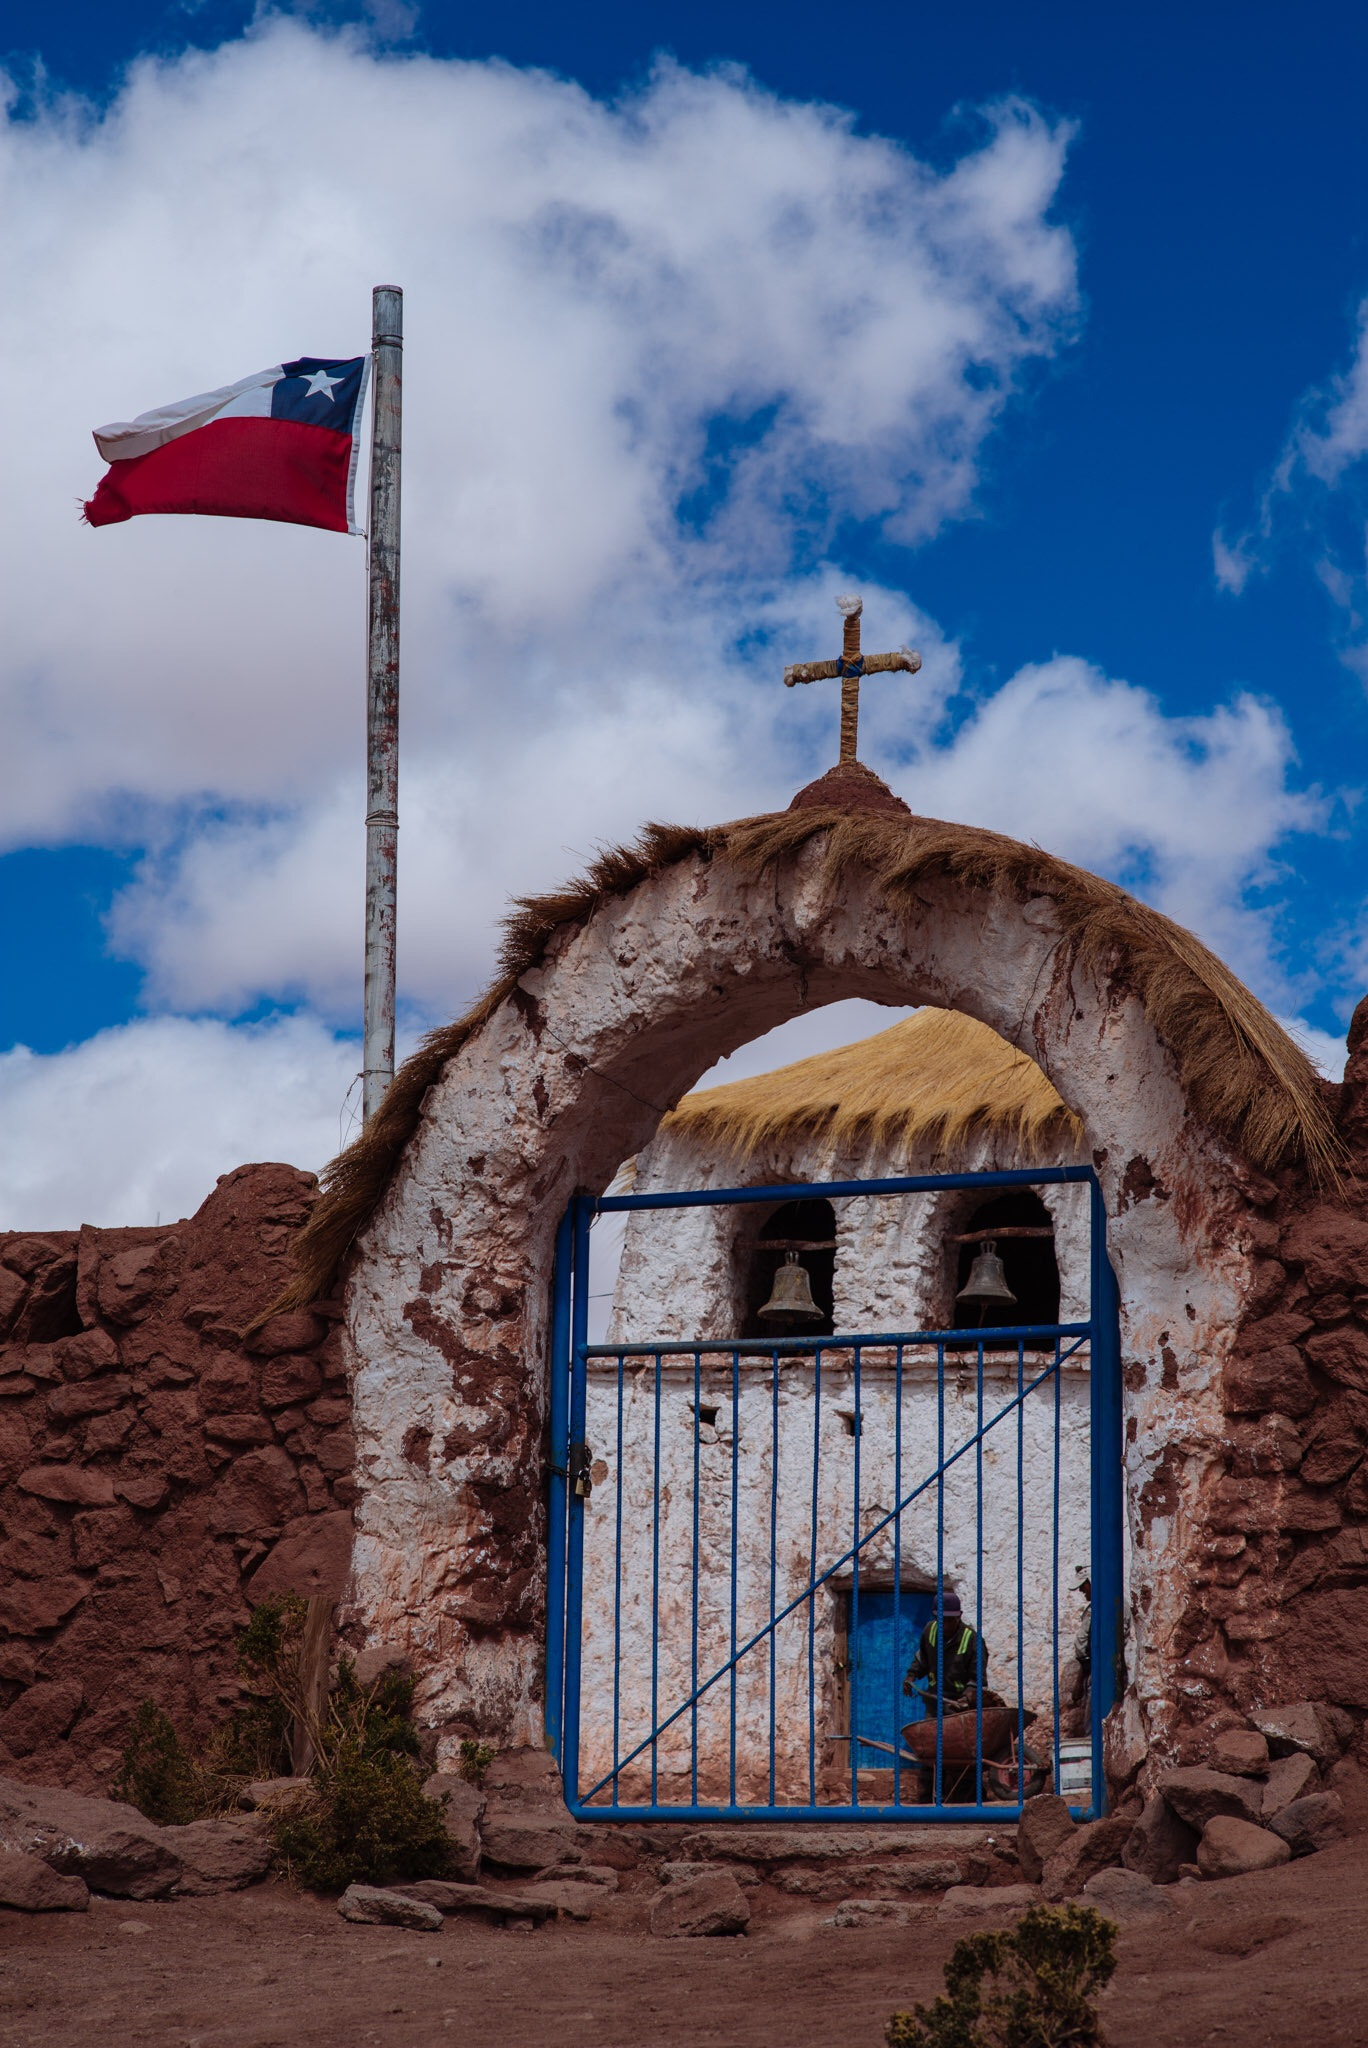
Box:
302 368 342 400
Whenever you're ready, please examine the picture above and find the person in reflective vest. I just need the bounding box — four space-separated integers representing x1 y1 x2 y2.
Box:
904 1591 987 1713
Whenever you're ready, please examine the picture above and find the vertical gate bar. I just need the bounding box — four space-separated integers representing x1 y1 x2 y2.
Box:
544 1209 573 1762
850 1342 862 1806
729 1345 740 1809
691 1348 702 1809
1016 1335 1026 1811
769 1342 780 1808
1090 1177 1124 1817
893 1341 904 1808
651 1348 662 1809
808 1345 823 1806
975 1334 984 1806
562 1198 592 1809
1052 1333 1063 1805
611 1347 625 1806
934 1338 945 1809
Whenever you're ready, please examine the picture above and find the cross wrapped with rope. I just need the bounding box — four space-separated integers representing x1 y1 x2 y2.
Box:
784 594 921 766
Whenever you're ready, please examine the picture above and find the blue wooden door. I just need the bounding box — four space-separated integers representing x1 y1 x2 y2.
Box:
850 1589 933 1766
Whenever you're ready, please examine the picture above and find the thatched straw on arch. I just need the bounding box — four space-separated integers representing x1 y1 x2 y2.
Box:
275 806 1339 1312
659 1009 1085 1169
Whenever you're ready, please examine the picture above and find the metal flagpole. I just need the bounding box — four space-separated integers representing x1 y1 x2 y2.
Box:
363 285 402 1124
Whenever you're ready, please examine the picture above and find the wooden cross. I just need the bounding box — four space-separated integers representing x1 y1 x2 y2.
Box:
784 595 921 765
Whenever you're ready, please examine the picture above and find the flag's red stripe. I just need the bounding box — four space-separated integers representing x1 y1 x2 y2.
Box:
84 417 353 532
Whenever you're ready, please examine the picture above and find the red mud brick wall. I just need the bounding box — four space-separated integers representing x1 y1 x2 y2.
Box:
1167 997 1368 1766
0 1164 354 1792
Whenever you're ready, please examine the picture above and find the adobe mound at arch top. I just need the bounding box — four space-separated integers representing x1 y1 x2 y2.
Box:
280 798 1340 1309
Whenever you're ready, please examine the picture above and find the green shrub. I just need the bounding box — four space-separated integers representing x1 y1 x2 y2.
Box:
457 1738 496 1786
203 1696 294 1784
329 1655 420 1762
269 1746 453 1892
116 1595 449 1893
885 1904 1118 2048
114 1701 203 1826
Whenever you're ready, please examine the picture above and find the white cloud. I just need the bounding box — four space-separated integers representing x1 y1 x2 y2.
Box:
0 1014 361 1228
1296 299 1368 485
1275 1013 1346 1082
106 581 961 1016
1217 295 1368 662
1211 528 1254 596
0 26 1076 859
895 655 1328 1000
3 26 1344 1221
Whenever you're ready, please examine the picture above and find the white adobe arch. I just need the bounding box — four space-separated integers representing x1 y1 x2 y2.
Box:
334 804 1306 1776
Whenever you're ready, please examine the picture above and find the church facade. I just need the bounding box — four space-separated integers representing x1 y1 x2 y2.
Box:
578 1011 1096 1805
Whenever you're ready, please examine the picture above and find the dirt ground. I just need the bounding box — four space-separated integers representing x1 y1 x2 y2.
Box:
1 1830 1362 2048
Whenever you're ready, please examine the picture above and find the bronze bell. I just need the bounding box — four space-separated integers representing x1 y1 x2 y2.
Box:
957 1240 1017 1309
759 1250 822 1325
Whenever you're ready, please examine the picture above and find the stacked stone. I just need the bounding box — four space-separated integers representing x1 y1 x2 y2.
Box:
0 1164 354 1790
1157 994 1368 1760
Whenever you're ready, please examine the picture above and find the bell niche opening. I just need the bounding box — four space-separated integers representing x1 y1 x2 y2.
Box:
951 1190 1059 1332
742 1199 836 1339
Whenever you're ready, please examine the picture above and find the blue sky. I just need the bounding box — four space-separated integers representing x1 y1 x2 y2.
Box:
3 1 1368 1221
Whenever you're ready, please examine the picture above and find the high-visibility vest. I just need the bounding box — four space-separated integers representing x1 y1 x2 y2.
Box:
927 1620 974 1658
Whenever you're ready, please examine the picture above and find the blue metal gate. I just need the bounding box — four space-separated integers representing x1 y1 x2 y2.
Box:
547 1168 1122 1825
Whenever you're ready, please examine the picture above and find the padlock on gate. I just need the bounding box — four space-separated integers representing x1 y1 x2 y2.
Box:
568 1441 593 1500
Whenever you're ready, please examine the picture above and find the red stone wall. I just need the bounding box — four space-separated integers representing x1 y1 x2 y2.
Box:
0 1165 354 1792
1168 998 1368 1762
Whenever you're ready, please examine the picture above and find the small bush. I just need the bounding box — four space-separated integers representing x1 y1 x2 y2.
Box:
204 1696 294 1785
885 1903 1118 2048
330 1655 421 1762
458 1738 496 1786
116 1595 449 1893
270 1746 453 1892
114 1701 203 1825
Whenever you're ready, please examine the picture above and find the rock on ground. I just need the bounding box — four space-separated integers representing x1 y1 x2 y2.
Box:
1081 1866 1173 1920
520 1881 604 1921
337 1884 443 1931
649 1870 750 1938
1261 1753 1319 1820
1197 1817 1292 1880
1268 1794 1345 1858
0 1779 275 1901
1157 1767 1264 1832
827 1899 924 1927
162 1820 272 1896
774 1858 962 1898
0 1781 181 1901
938 1884 1039 1917
389 1881 556 1923
0 1849 88 1912
1124 1796 1200 1884
421 1774 484 1882
478 1815 580 1872
1016 1795 1076 1884
1041 1816 1132 1900
538 1863 618 1891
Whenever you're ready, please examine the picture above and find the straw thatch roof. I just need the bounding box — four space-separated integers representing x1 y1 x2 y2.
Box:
275 805 1340 1311
659 1009 1084 1167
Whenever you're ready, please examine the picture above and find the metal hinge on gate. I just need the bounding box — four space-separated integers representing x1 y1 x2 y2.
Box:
568 1441 593 1499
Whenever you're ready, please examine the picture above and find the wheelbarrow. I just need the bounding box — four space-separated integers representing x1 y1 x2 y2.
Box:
900 1686 1047 1803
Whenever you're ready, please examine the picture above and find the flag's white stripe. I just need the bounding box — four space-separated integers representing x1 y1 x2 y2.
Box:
345 353 372 537
93 365 284 463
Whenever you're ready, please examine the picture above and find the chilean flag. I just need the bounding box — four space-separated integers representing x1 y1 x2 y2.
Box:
84 356 369 534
